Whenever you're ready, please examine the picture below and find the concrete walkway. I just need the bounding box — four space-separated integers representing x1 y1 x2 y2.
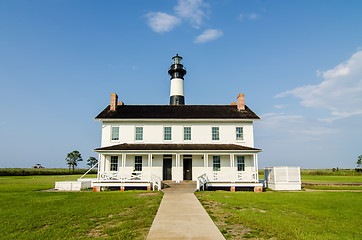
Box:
147 181 225 240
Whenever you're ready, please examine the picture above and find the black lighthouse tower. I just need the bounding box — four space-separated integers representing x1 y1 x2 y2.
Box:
168 54 187 105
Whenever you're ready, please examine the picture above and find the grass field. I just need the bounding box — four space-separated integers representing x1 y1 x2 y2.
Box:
301 175 362 183
196 191 362 239
0 168 97 176
0 175 163 239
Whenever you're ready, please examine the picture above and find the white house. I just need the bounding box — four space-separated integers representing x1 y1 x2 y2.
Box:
91 55 263 192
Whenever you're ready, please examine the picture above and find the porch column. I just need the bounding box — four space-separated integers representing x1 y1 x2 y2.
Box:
230 154 235 182
254 154 259 182
148 153 152 180
176 154 180 167
204 154 208 168
97 154 101 179
122 154 127 179
230 154 234 168
103 155 107 173
176 153 181 183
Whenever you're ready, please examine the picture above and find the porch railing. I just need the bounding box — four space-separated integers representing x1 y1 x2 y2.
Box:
78 162 98 181
97 172 162 191
210 171 258 182
151 174 162 191
196 173 208 191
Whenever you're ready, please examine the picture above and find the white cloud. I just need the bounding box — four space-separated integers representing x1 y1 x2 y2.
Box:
257 112 337 140
146 12 181 33
174 0 208 29
274 104 288 109
276 51 362 122
194 29 223 43
239 13 260 21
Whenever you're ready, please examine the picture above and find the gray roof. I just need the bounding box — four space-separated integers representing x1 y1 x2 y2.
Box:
95 105 260 120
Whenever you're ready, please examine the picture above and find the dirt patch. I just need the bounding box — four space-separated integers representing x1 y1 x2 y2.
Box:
136 192 158 197
200 199 272 239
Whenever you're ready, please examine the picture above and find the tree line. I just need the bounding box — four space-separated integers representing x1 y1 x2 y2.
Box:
65 150 97 172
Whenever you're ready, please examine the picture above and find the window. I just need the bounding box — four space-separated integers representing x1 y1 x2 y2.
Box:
135 127 143 141
184 127 191 141
212 127 219 141
110 156 118 171
164 127 172 140
213 156 220 171
111 126 119 141
135 156 142 171
237 156 245 171
236 127 244 140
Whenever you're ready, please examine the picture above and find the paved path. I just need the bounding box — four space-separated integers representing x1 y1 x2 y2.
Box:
146 181 225 240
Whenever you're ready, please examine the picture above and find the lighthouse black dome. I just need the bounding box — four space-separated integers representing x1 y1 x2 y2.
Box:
169 54 186 105
168 54 187 79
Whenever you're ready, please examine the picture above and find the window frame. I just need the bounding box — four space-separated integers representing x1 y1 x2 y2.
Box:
237 156 245 171
236 126 244 141
164 126 172 141
111 126 120 141
135 126 143 141
135 156 142 172
212 126 220 141
213 156 221 172
110 156 118 171
184 126 191 141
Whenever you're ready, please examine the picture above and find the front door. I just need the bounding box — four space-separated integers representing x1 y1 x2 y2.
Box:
163 155 172 180
183 156 192 180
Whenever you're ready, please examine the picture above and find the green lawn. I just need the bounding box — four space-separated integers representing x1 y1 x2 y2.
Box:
304 185 362 190
0 175 163 239
301 175 362 183
196 191 362 240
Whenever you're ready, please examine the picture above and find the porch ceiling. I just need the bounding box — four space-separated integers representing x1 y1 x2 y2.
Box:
94 143 261 152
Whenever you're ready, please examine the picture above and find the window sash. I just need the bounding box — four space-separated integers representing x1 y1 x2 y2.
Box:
236 127 244 140
111 127 119 140
135 127 143 141
212 127 219 140
213 156 221 171
237 156 245 171
135 156 142 171
184 127 191 140
164 127 172 140
110 156 118 171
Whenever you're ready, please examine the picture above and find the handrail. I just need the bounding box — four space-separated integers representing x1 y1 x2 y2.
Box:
197 173 208 191
78 162 98 180
151 174 161 191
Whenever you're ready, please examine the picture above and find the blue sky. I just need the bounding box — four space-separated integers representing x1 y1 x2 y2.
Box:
1 0 361 169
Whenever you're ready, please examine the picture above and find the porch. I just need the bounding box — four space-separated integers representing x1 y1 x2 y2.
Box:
93 148 262 191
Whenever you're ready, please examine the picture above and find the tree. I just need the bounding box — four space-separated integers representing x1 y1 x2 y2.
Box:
87 157 98 168
65 150 83 172
357 155 362 168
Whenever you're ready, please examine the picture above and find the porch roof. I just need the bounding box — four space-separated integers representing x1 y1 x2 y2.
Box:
94 143 261 152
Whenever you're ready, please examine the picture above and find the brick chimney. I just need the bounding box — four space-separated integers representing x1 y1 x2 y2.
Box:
110 93 118 111
237 93 245 110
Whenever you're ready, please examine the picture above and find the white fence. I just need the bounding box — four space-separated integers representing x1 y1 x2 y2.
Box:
264 167 301 190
